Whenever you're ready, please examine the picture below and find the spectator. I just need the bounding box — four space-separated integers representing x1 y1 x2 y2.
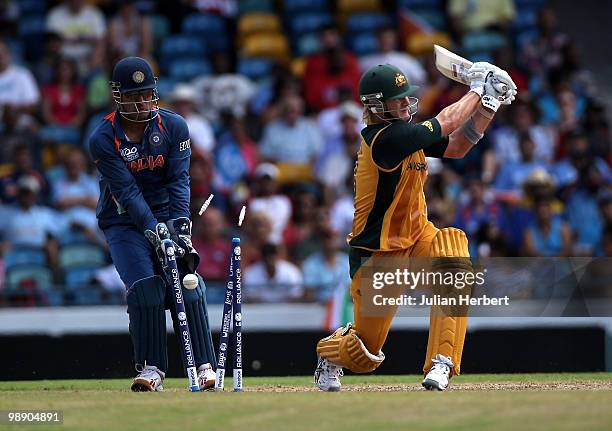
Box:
454 177 502 257
316 101 361 193
359 26 426 87
32 32 64 86
317 88 364 144
42 57 86 128
189 153 228 213
283 185 321 263
168 84 215 157
244 243 303 302
448 0 515 36
490 98 556 166
46 0 106 75
303 25 361 111
302 228 349 302
0 176 64 268
524 197 572 257
108 0 153 63
0 39 40 132
553 131 611 189
214 114 259 192
494 133 551 198
241 210 273 267
248 163 292 245
50 147 99 232
191 207 231 282
259 95 323 166
0 145 48 204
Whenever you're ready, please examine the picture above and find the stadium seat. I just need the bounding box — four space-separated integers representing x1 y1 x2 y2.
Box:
6 265 54 291
346 32 380 56
156 77 178 100
462 31 507 56
17 15 45 36
346 13 392 33
284 0 329 13
296 32 320 56
72 288 103 306
238 13 282 41
161 35 208 60
411 9 446 31
64 267 99 290
237 58 275 81
4 248 47 270
238 0 274 14
289 12 334 36
511 9 538 32
241 33 290 63
19 0 48 15
150 14 170 42
39 126 80 145
59 244 106 269
338 0 381 14
406 32 452 57
168 58 212 81
182 13 226 35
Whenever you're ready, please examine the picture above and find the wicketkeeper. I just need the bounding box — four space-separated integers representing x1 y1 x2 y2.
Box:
88 57 216 391
314 62 517 391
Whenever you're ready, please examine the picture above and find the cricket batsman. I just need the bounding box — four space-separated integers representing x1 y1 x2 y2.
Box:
314 61 517 391
88 57 216 391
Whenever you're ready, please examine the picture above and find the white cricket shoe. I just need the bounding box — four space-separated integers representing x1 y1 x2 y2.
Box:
197 363 216 390
131 365 165 392
314 356 343 392
422 354 453 391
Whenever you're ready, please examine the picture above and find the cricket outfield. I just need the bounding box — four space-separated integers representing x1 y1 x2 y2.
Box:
1 374 611 431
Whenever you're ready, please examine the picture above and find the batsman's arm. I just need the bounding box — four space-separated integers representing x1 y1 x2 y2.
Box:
434 91 481 136
165 117 192 220
89 134 158 232
443 106 496 159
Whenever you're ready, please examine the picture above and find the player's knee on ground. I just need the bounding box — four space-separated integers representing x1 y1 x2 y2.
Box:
170 274 216 367
317 324 385 373
127 275 168 372
425 228 472 376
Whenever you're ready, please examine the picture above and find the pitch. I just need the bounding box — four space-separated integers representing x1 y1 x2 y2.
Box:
1 374 611 431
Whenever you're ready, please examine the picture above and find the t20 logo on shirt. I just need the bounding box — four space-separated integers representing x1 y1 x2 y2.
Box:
179 139 191 152
120 146 139 162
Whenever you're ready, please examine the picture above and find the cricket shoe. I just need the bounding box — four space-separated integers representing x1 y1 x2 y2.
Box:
422 354 453 391
314 356 343 392
131 365 165 392
197 363 216 390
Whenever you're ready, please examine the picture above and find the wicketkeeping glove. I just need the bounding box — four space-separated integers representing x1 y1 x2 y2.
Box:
167 217 200 273
145 222 185 267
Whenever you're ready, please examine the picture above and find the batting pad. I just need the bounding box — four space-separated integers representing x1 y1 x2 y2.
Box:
170 275 216 369
127 275 168 372
424 228 471 375
317 323 385 373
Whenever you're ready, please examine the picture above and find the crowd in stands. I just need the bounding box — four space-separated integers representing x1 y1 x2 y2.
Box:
0 0 610 307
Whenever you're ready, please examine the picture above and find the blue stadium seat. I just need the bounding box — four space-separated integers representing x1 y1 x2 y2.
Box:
156 77 178 100
346 13 392 33
182 13 226 35
296 32 320 56
19 0 48 15
4 248 46 270
150 14 170 42
39 126 80 145
346 32 380 56
59 244 106 269
398 0 443 8
462 31 507 55
6 265 54 291
18 15 45 36
168 58 212 81
64 267 99 290
512 9 538 32
411 9 446 31
72 288 103 306
289 12 334 36
284 0 329 13
237 58 275 81
238 0 274 13
161 36 208 60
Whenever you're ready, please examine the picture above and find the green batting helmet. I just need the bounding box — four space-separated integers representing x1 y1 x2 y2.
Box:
359 64 419 117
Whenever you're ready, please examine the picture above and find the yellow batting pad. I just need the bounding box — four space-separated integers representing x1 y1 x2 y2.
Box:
424 228 472 375
317 324 385 373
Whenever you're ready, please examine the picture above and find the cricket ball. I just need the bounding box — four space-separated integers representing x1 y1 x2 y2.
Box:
182 273 199 290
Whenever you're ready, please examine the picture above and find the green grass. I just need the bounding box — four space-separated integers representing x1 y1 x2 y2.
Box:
1 374 611 431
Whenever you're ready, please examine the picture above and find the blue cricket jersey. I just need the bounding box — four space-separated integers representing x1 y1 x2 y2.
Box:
88 108 192 232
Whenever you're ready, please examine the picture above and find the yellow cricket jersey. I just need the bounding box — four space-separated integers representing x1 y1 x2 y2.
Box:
348 118 449 252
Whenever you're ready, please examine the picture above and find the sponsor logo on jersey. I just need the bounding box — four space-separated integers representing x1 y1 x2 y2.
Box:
149 132 163 147
120 146 139 162
179 139 191 152
406 161 428 171
127 154 165 173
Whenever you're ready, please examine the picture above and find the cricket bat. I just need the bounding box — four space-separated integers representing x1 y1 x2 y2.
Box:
433 44 473 85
